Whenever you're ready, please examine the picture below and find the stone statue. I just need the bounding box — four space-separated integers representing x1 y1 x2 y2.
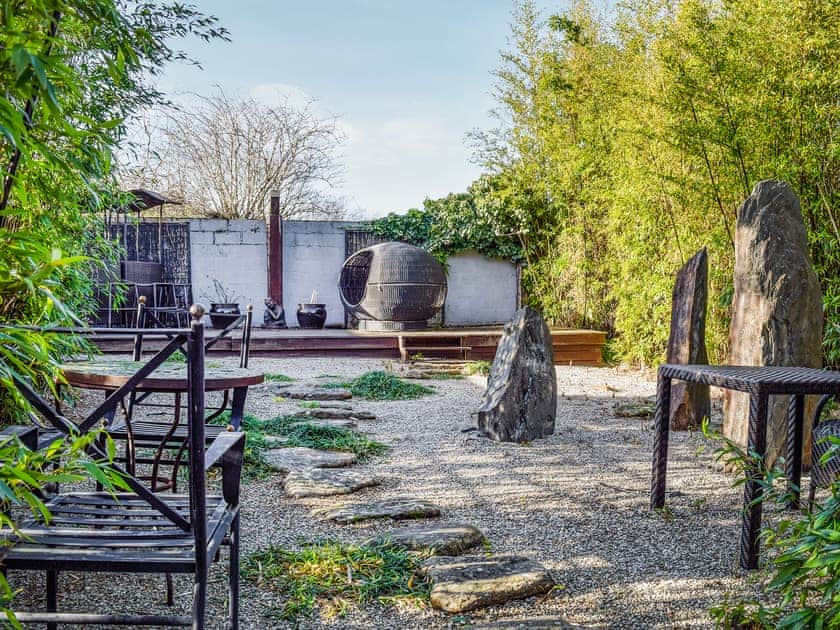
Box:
263 297 287 329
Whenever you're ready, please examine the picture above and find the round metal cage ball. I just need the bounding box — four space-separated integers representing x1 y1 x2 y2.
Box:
338 242 447 331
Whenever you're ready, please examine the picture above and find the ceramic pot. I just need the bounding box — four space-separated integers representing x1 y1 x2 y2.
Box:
209 303 241 329
297 303 326 329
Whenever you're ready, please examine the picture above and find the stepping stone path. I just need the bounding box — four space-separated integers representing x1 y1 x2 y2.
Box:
367 524 485 556
273 385 352 401
265 447 356 473
315 497 441 524
284 468 379 497
421 555 555 613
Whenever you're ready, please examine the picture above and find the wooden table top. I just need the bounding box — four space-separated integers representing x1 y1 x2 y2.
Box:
62 358 264 392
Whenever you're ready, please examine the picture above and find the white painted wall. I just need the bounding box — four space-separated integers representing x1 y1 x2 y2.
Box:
281 220 350 327
444 251 518 326
189 219 267 324
184 219 518 329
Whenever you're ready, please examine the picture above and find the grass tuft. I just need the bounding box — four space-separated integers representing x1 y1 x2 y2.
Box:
298 401 320 408
336 371 434 400
210 412 387 479
465 360 491 376
242 540 430 620
260 415 387 460
264 373 295 382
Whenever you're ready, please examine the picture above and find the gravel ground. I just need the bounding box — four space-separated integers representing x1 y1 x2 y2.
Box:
11 357 766 629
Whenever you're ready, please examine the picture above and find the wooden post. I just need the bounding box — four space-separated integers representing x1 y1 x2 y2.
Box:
268 192 282 303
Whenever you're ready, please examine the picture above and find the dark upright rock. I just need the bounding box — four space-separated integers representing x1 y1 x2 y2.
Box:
724 180 823 468
477 307 557 442
667 248 711 430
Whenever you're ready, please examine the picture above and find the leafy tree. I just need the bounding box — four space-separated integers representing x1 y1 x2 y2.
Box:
472 0 840 365
0 0 226 620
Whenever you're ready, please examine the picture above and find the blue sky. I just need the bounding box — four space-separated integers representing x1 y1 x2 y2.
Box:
157 1 566 218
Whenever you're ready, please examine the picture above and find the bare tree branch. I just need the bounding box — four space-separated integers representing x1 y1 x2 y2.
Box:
118 89 346 219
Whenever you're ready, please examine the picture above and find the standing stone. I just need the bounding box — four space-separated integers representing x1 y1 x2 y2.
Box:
477 307 556 442
724 180 823 468
666 248 711 430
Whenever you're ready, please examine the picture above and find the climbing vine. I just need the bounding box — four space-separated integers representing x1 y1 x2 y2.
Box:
369 175 524 264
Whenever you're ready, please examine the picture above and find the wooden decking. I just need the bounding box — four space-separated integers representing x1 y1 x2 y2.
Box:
93 326 607 366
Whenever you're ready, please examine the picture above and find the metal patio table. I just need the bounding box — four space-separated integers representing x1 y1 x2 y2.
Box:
62 359 264 429
650 364 840 570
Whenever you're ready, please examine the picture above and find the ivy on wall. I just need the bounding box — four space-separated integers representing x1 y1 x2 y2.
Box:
368 175 523 264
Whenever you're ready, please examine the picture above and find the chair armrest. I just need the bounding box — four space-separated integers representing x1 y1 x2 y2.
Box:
204 430 245 470
205 431 245 505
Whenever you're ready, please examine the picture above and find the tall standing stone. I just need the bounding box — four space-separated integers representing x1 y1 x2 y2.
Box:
724 180 823 468
667 248 710 430
477 307 557 442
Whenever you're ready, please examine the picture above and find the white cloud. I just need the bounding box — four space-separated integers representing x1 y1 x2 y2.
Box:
249 82 313 111
246 83 480 218
338 115 480 217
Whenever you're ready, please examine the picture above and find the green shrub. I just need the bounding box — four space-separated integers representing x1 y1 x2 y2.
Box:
707 426 840 628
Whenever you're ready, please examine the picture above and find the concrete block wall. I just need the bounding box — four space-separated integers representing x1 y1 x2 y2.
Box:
282 220 350 327
444 251 518 326
183 218 518 329
189 219 267 324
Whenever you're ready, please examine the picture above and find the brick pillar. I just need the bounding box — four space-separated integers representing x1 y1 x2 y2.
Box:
268 192 282 302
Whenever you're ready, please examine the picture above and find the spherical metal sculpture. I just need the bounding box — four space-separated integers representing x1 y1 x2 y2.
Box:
339 242 447 331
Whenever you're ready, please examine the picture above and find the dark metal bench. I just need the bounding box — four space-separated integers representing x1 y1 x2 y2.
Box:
2 308 244 628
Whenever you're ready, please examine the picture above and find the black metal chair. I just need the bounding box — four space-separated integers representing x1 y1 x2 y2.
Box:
2 311 244 628
808 394 840 509
107 300 254 492
151 282 193 328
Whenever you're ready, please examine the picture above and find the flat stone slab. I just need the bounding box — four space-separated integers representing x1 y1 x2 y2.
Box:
315 497 441 524
305 402 354 411
471 618 580 629
264 447 357 472
421 555 554 613
291 418 358 429
367 524 485 556
284 468 379 497
300 408 375 420
614 401 654 418
273 386 352 401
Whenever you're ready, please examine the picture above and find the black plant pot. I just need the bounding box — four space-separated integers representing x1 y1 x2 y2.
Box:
297 303 326 329
209 303 241 329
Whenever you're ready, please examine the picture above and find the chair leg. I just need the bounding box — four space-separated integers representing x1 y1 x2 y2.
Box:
166 572 175 606
192 568 207 630
808 478 818 513
228 511 240 630
46 570 58 630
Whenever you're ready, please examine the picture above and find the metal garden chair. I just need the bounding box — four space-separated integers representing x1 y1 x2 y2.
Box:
1 309 244 629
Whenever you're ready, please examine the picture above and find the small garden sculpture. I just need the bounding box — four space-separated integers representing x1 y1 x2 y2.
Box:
263 297 287 328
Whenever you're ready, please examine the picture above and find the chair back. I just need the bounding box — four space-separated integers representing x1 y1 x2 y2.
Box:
12 317 208 543
134 301 253 364
239 304 254 368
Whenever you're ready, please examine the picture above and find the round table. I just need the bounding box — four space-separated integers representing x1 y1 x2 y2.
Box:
62 359 264 427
